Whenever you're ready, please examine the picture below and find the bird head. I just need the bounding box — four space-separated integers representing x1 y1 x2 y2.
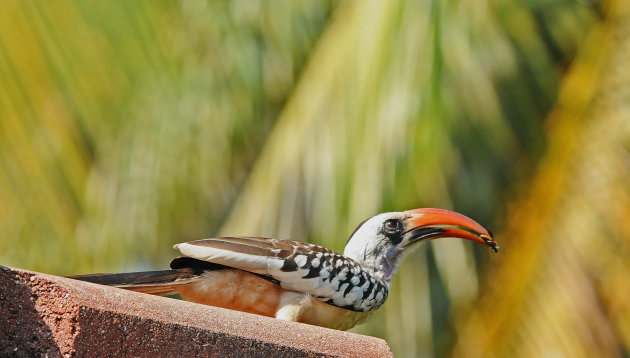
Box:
343 208 497 282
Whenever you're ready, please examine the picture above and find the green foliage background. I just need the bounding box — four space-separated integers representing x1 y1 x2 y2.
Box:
3 0 630 356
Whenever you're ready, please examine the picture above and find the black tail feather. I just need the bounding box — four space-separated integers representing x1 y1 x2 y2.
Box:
70 269 195 286
69 268 202 295
68 257 269 295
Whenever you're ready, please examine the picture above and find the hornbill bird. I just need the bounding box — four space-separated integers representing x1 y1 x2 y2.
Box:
72 208 497 330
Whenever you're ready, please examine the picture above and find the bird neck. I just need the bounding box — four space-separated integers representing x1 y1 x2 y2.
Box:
343 246 403 286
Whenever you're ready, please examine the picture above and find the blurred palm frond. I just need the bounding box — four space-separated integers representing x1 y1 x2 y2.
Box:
454 1 630 356
0 0 618 357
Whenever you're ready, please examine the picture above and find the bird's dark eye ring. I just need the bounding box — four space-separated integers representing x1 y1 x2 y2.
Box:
383 219 403 236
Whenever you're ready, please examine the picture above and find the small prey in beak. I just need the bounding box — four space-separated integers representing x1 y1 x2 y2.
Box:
480 234 499 253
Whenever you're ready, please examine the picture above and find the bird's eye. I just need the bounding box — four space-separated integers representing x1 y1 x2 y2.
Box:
383 219 403 236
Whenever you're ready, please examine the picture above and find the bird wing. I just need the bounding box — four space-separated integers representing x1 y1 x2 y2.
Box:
173 237 388 311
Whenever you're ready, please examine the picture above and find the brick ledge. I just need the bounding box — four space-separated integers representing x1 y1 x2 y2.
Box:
0 265 392 357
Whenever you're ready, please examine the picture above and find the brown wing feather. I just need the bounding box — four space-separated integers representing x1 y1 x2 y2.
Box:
183 237 329 260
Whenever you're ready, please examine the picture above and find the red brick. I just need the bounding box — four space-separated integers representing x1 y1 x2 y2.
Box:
0 266 392 357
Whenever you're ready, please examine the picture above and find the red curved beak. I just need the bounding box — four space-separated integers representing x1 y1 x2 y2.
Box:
402 208 498 252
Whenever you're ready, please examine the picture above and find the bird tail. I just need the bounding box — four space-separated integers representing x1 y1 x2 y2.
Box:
69 269 201 296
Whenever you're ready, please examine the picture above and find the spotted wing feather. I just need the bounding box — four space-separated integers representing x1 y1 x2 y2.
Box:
174 237 388 311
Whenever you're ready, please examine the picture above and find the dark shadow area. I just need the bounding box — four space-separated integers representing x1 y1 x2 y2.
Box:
0 266 64 358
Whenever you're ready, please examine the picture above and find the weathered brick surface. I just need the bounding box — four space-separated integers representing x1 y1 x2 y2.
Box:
0 266 392 357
